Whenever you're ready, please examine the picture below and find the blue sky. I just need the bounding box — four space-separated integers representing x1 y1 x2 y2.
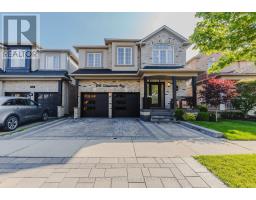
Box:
0 12 198 59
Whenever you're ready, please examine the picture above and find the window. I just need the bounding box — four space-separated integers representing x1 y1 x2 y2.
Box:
46 55 60 70
10 49 26 68
87 53 102 67
117 47 132 65
15 99 27 106
3 99 16 106
152 44 174 64
208 57 216 68
26 99 38 106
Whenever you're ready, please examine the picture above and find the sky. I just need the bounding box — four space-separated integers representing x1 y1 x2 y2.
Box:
0 12 199 60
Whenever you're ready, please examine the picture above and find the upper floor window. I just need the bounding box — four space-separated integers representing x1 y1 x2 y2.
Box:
87 53 102 67
207 57 216 68
46 55 60 70
10 49 26 68
152 44 174 64
117 47 132 65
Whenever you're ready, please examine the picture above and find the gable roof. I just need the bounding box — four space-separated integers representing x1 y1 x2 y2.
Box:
140 25 189 44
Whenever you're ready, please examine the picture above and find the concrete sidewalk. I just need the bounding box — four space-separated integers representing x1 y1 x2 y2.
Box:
0 156 226 188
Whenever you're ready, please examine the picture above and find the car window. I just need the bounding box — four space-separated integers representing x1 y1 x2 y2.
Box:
27 99 38 106
3 99 16 106
15 99 27 106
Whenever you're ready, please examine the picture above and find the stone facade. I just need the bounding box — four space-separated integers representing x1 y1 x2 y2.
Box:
141 29 187 68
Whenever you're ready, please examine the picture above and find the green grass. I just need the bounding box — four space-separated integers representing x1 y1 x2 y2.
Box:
192 120 256 140
195 154 256 188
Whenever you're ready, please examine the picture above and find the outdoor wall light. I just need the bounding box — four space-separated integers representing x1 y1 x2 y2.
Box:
167 82 171 87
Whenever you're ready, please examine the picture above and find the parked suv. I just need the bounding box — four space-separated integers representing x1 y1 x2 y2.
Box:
0 97 49 131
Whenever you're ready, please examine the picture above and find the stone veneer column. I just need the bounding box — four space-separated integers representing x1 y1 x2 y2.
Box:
108 92 112 118
192 76 197 108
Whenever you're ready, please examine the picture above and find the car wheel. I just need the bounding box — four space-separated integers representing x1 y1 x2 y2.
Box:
42 112 49 121
4 115 19 131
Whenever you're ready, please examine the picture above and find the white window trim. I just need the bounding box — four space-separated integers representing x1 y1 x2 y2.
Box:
152 45 175 65
116 47 133 66
10 49 26 68
45 55 60 70
87 52 102 67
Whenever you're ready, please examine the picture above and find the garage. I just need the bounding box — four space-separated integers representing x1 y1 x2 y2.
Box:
34 92 61 117
112 93 140 117
81 93 108 117
5 92 31 98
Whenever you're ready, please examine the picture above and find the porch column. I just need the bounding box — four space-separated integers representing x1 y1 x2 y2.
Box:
143 76 147 109
192 76 197 108
172 76 177 110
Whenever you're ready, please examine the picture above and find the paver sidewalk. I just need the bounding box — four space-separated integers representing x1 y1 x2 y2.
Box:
0 156 226 188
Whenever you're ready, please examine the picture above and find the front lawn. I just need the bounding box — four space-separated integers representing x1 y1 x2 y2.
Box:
195 154 256 188
192 120 256 140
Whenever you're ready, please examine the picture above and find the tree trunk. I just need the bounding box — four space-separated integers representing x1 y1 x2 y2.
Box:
215 109 218 122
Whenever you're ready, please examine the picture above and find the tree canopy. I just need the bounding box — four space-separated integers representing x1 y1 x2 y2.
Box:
190 12 256 73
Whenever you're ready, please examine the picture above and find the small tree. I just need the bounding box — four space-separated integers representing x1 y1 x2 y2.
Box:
232 80 256 116
200 78 236 121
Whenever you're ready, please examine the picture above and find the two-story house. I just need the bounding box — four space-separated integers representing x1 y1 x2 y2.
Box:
71 25 203 120
0 44 78 117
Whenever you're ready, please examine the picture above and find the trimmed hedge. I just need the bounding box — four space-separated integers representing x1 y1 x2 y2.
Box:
209 112 217 121
196 105 208 112
183 113 197 121
220 111 245 120
175 109 185 120
197 112 210 121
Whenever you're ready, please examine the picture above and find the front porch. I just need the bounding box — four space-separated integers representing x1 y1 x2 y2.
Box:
140 74 197 121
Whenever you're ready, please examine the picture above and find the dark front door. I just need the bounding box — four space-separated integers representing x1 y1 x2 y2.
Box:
34 92 61 117
112 93 140 117
147 82 164 108
81 93 108 117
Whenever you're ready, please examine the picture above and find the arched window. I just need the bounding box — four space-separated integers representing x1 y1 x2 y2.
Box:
152 44 174 64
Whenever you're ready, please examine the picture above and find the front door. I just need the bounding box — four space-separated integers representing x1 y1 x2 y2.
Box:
147 82 164 108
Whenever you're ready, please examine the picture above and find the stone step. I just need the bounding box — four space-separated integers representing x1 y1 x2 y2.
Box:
151 112 174 116
150 115 174 122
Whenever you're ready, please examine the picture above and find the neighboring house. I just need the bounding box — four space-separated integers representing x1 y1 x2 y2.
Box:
0 44 78 116
71 25 203 120
186 53 256 112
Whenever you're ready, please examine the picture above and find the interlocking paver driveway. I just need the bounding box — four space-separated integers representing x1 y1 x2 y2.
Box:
4 118 210 140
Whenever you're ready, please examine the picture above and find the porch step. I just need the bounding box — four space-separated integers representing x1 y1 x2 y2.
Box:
150 115 174 122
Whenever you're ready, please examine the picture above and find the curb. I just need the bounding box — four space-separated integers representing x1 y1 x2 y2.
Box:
178 121 224 138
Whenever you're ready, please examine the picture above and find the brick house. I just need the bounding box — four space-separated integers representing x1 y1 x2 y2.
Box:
71 25 203 121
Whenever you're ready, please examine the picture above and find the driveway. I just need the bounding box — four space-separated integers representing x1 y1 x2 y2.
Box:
5 118 211 140
0 118 256 188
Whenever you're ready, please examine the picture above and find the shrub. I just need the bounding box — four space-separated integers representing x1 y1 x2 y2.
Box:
196 112 210 121
220 111 245 120
209 112 217 121
196 105 208 112
183 113 197 121
175 109 185 120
